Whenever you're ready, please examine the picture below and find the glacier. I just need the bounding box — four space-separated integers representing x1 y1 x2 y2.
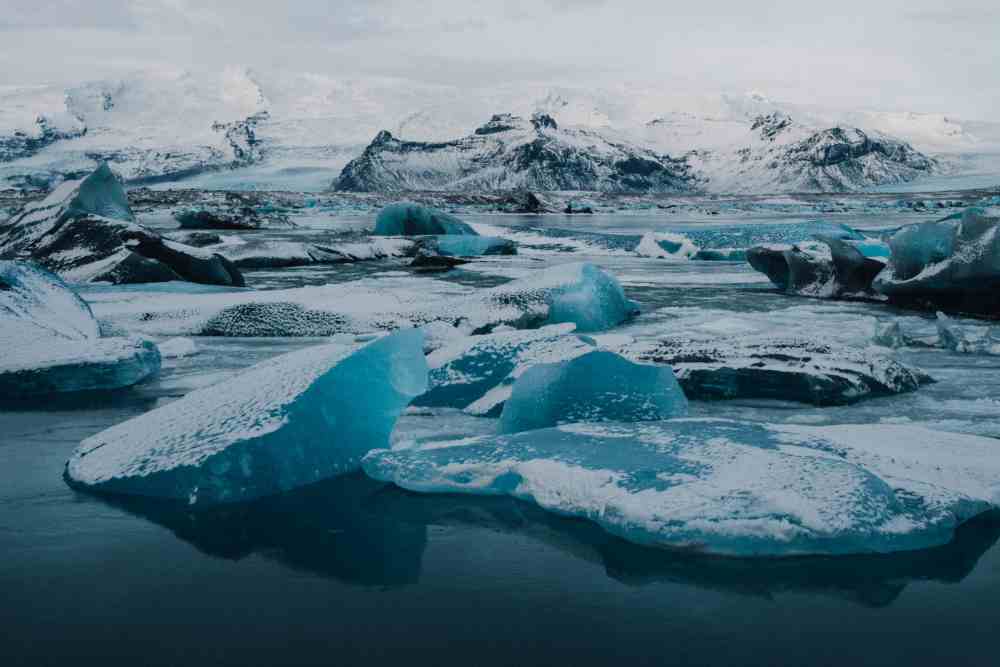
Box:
363 419 1000 556
0 261 161 397
498 350 689 434
373 203 478 236
65 329 428 505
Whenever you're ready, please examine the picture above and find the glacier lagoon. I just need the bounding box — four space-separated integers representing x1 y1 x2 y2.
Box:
4 202 1000 665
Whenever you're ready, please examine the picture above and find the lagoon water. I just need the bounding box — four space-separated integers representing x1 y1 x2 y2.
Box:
3 210 1000 666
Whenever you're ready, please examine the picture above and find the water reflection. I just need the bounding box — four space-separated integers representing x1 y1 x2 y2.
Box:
91 474 1000 606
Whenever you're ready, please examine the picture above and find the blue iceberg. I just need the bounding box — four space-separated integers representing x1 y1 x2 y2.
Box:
498 350 688 433
65 329 429 505
374 203 477 236
428 235 517 257
416 324 595 415
532 262 640 332
1 261 160 397
873 207 1000 315
363 419 1000 556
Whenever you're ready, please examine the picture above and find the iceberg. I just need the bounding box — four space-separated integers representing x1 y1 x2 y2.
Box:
0 261 160 397
216 237 413 268
0 164 244 287
418 235 517 257
622 335 931 405
373 203 477 236
415 324 595 415
873 207 1000 315
747 236 885 298
65 329 428 505
363 419 1000 556
498 350 688 433
90 262 638 338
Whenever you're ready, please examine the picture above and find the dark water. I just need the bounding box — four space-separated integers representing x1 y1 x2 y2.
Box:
3 399 1000 667
5 211 1000 666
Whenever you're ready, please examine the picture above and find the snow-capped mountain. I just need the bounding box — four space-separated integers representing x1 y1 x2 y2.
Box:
0 69 995 194
336 113 695 193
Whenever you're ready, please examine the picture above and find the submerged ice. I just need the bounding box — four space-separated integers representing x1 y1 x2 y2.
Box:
65 329 428 505
363 419 1000 557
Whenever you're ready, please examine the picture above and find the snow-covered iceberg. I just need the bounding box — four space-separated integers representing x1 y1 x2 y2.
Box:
873 207 1000 316
373 203 477 236
415 324 596 415
363 419 1000 556
621 335 931 405
635 232 699 260
91 262 638 337
0 164 244 286
65 329 428 505
0 261 160 397
498 350 689 433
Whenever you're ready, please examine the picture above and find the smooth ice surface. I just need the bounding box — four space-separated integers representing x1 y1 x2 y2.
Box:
65 329 429 505
373 203 477 236
0 261 161 396
498 350 688 433
87 262 637 337
416 324 595 415
364 419 1000 556
430 235 516 257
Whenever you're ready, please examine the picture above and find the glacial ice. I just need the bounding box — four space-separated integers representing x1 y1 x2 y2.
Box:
498 350 689 433
635 232 699 260
65 329 429 505
362 419 1000 556
0 261 161 397
415 324 596 415
873 207 1000 315
374 203 478 236
747 236 884 298
621 335 931 405
89 262 638 337
423 235 517 257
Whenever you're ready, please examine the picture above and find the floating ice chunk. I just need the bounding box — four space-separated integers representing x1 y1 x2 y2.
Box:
217 238 413 268
415 324 594 415
873 320 906 349
498 350 688 433
363 419 1000 556
692 248 747 262
374 203 477 236
421 235 517 257
1 337 161 398
873 207 1000 315
89 262 638 337
65 329 429 505
157 337 198 358
747 236 884 298
622 335 931 405
0 261 160 397
635 232 698 260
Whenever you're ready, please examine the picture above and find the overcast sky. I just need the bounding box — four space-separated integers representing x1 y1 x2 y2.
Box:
2 0 997 119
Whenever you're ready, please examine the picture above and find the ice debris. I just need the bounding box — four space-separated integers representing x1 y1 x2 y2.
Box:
65 329 428 504
363 419 1000 556
374 203 477 236
498 350 689 433
0 261 160 397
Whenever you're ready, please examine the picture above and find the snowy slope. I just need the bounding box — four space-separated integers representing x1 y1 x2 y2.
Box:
0 69 994 193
